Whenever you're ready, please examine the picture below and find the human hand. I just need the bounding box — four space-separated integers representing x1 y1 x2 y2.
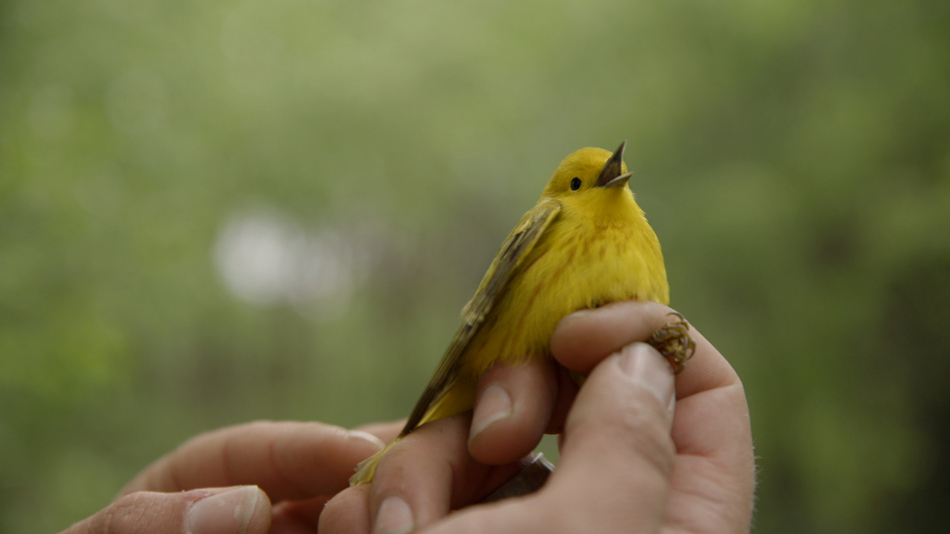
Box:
320 300 755 533
61 420 402 534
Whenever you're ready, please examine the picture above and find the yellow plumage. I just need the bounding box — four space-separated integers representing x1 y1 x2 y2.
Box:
351 142 672 485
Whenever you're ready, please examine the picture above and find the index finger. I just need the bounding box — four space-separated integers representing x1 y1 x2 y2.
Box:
121 421 387 502
551 300 740 398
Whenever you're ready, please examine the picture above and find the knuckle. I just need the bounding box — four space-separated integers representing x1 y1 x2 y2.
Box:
613 397 675 476
91 492 156 534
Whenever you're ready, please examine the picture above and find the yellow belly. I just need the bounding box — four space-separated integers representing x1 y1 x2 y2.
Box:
459 214 669 379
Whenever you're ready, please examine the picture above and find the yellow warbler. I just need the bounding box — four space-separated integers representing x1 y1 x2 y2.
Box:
351 141 692 485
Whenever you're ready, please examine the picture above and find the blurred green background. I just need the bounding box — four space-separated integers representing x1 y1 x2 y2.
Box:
2 0 948 532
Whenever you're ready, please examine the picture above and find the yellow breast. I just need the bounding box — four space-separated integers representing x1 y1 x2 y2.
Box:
460 194 668 377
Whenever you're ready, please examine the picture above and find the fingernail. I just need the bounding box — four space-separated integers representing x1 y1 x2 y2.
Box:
186 486 263 534
373 495 414 534
565 308 593 318
349 430 386 450
617 343 675 414
470 383 513 440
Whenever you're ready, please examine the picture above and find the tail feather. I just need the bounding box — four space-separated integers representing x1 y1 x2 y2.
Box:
349 378 476 486
350 440 399 485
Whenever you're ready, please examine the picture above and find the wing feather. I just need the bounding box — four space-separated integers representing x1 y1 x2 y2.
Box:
399 198 561 436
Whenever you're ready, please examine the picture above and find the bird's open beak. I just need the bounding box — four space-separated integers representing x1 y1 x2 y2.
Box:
595 140 633 188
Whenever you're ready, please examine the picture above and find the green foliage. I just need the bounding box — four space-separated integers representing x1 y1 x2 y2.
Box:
1 0 948 532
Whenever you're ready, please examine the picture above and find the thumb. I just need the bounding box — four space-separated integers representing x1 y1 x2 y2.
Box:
63 485 271 534
552 342 677 531
422 343 678 534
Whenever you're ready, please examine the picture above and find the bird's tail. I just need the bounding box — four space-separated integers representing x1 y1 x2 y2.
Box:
350 439 400 485
349 378 476 486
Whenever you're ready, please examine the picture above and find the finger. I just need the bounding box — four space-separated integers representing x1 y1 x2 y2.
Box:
317 422 453 534
269 495 335 534
424 343 677 533
468 358 558 465
665 327 755 531
366 414 523 533
63 486 270 534
266 420 403 533
551 300 739 398
553 343 676 531
122 421 384 501
554 300 754 530
354 420 404 443
318 484 373 534
546 364 580 435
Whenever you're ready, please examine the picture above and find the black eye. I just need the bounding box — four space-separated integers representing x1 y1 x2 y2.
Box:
570 178 581 191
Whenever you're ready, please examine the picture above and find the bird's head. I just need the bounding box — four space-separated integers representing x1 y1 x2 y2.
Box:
541 141 641 218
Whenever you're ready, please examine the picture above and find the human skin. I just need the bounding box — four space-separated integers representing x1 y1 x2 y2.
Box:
61 300 754 534
322 300 755 534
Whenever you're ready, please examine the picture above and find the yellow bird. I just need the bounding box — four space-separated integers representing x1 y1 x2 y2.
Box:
351 141 693 485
